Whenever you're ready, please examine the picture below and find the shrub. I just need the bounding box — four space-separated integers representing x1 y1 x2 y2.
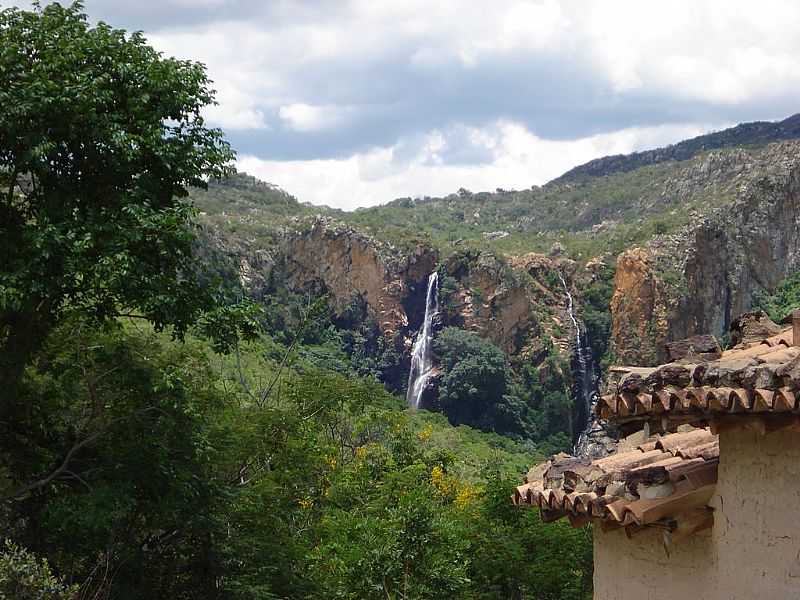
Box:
0 541 76 600
754 271 800 322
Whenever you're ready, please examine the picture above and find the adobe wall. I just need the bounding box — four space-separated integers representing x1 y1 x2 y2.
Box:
592 525 715 599
593 429 800 599
710 428 800 599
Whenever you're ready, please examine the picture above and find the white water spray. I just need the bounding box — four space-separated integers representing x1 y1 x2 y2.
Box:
406 271 439 409
558 273 598 452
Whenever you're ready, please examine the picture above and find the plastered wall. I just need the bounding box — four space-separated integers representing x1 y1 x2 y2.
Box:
710 428 800 599
593 429 800 600
593 524 714 599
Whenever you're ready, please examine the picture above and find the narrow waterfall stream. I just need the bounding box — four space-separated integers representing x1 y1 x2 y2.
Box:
406 271 439 409
558 273 599 453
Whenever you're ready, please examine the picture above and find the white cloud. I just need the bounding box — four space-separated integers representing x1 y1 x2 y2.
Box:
147 27 278 130
34 0 799 206
576 0 800 103
142 0 800 132
204 87 269 130
237 120 715 209
278 103 353 132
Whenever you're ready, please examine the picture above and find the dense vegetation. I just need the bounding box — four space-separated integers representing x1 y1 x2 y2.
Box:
434 327 526 434
5 320 593 598
754 271 800 323
432 328 575 451
580 263 616 368
0 4 593 598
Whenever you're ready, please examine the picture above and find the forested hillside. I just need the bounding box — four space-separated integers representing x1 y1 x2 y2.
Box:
3 4 800 599
189 117 800 451
0 5 592 598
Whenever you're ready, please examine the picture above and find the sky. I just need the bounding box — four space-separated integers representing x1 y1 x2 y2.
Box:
9 0 800 209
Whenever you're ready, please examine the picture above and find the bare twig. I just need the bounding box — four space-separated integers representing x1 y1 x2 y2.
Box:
113 313 151 321
257 297 324 407
59 469 92 492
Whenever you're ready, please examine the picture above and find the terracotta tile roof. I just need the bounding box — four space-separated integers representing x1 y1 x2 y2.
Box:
513 428 718 532
598 326 800 429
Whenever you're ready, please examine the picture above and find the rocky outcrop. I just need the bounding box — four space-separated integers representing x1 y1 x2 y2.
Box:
729 311 782 347
443 251 543 356
610 248 671 365
226 215 574 363
664 334 722 362
283 217 437 340
610 141 800 364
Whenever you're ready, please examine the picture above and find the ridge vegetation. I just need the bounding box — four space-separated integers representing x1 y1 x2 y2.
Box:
2 4 798 598
0 5 592 598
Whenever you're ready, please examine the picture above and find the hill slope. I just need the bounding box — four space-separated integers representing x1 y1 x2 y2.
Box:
190 114 800 445
554 113 800 183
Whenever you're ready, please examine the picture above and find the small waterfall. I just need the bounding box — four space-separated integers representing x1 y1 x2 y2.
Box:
558 273 599 453
406 271 439 409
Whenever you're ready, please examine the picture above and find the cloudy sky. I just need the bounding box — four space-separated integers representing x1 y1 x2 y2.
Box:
12 1 800 208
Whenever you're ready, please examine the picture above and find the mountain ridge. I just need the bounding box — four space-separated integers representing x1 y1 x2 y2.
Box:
551 113 800 184
208 113 800 220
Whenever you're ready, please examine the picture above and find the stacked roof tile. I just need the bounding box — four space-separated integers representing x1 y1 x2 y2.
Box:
516 315 800 543
598 326 800 430
513 428 718 530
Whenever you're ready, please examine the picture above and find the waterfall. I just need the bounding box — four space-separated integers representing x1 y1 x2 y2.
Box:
558 273 599 453
406 271 439 409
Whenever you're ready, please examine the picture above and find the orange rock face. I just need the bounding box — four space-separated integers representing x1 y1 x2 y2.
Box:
609 142 800 367
443 251 570 359
284 218 437 340
452 262 538 355
610 248 670 365
282 221 578 362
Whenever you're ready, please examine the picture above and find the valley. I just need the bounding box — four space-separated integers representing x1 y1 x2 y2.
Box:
191 118 800 451
3 6 799 596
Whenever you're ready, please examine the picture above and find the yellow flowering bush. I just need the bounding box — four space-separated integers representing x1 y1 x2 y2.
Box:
417 424 434 443
430 464 458 500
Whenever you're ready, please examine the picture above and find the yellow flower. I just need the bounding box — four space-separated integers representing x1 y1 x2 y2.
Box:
417 424 433 443
430 464 458 498
454 484 477 510
430 465 445 487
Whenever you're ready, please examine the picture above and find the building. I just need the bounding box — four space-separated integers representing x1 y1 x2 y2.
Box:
514 314 800 599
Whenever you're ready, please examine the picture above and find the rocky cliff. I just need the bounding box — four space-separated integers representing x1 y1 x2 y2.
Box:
610 141 800 365
200 197 577 365
283 217 437 341
442 251 542 356
189 117 800 452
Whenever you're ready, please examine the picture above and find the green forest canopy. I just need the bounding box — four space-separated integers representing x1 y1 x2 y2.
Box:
0 4 592 598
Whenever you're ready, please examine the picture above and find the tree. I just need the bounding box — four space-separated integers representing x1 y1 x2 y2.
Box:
0 2 235 398
466 469 593 600
582 264 615 364
0 541 77 600
433 327 528 435
6 323 233 598
754 270 800 323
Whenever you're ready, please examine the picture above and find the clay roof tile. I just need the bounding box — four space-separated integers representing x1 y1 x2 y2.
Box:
598 325 800 425
515 427 719 535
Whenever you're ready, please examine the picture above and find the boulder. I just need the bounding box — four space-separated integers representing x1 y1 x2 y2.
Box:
665 334 722 362
729 311 782 347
